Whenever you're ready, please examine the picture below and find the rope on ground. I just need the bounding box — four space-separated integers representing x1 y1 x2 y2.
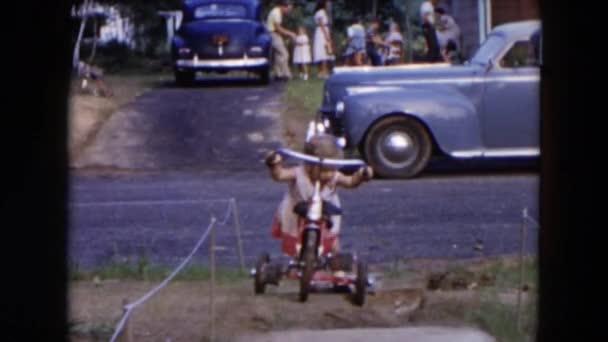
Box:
108 201 231 342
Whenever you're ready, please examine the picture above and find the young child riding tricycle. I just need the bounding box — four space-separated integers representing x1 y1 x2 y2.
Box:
252 132 374 305
265 133 373 255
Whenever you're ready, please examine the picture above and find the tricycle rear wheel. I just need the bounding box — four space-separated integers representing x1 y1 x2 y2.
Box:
254 252 270 294
353 260 368 306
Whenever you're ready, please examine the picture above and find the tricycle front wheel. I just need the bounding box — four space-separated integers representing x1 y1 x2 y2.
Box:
299 230 318 302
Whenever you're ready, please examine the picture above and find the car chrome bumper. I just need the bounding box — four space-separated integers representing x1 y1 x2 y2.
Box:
176 57 269 68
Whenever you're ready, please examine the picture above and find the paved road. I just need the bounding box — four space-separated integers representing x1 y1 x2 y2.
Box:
69 77 539 269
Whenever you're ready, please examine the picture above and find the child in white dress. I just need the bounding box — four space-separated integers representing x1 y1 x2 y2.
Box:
342 17 366 66
384 22 404 65
313 1 334 78
265 134 373 256
293 26 312 80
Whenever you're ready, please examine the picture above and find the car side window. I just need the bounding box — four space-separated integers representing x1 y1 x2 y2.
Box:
500 40 538 68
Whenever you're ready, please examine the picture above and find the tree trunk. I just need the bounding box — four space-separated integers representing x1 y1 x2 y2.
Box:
72 0 91 69
87 16 98 64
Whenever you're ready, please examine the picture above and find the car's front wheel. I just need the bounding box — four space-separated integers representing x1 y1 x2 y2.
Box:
175 70 195 86
257 67 270 85
363 116 432 178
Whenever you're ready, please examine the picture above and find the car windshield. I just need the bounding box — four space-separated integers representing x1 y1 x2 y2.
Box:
469 34 506 65
194 4 248 19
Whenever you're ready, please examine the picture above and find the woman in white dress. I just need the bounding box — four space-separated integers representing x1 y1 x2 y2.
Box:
312 0 334 78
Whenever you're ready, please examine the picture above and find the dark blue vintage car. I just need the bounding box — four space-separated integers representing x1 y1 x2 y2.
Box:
320 20 541 178
171 0 272 84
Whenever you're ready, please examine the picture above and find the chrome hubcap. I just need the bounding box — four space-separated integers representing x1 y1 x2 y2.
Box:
378 131 417 168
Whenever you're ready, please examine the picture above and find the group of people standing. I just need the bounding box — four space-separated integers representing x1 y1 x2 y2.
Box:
266 0 334 81
266 0 462 81
419 0 462 63
342 17 404 67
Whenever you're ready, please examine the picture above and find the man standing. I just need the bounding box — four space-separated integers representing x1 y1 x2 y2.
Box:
419 0 443 62
267 0 297 80
435 7 461 54
365 17 387 66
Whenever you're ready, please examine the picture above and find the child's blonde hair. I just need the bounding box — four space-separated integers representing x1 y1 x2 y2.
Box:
303 134 344 182
304 134 343 159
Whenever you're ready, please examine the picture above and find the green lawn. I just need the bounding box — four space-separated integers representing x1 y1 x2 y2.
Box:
70 259 247 283
410 256 538 342
282 76 325 149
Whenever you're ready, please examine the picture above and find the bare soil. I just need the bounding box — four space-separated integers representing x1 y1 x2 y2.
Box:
68 74 170 162
69 257 533 341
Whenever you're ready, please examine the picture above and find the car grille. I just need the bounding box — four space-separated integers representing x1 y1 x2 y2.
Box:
192 38 247 59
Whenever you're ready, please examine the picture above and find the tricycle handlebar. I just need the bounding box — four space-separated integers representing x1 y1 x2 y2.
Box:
277 148 366 168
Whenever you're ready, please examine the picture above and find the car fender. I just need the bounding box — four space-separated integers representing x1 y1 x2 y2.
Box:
342 87 482 155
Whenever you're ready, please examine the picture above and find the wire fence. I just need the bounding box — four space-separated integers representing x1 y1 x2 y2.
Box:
104 198 243 342
71 196 541 341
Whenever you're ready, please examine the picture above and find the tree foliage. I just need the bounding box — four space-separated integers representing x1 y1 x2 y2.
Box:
71 0 430 67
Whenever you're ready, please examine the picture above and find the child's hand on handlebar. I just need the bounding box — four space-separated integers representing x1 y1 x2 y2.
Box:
265 151 282 166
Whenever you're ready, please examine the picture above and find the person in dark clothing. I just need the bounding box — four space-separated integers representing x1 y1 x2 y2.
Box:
419 0 443 62
365 17 388 66
441 39 461 64
421 21 442 62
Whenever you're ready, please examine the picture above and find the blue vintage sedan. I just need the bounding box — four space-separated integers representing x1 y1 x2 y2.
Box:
320 20 541 178
171 0 272 85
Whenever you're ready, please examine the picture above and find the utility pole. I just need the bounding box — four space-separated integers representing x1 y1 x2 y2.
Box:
372 0 378 18
73 0 92 69
399 0 414 63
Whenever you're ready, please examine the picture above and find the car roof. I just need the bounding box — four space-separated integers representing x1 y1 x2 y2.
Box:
182 0 261 20
491 20 541 38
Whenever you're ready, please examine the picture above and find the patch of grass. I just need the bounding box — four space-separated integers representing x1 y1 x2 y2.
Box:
465 289 537 342
382 259 416 280
480 256 538 290
412 290 536 342
413 256 538 341
282 76 325 149
285 77 325 118
70 259 248 283
69 321 114 340
430 256 538 291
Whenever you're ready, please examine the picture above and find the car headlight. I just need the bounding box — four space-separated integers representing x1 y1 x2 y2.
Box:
178 48 191 57
335 101 345 117
249 46 263 55
316 122 326 133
